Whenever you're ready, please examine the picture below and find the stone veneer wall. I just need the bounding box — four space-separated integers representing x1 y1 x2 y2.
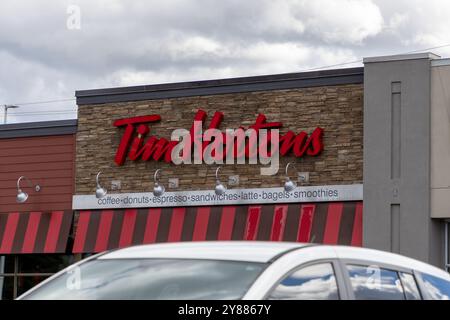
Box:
75 84 363 194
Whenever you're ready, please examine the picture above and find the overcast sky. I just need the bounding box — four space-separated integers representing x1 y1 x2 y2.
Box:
1 0 450 124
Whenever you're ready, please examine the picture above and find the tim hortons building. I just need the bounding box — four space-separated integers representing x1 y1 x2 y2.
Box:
0 52 449 299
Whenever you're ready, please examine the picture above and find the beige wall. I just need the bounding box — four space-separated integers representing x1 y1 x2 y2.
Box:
75 84 363 195
431 62 450 218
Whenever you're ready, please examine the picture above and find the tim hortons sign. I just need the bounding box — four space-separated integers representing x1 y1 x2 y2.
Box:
113 109 324 166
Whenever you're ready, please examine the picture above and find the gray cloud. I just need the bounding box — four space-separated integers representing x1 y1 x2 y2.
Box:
0 0 449 123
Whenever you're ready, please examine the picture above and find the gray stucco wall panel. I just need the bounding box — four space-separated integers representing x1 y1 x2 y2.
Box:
364 57 443 266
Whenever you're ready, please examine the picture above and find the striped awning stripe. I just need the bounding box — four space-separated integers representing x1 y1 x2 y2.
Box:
72 202 362 253
0 211 73 254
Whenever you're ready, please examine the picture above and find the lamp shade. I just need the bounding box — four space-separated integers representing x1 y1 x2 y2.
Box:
95 186 107 199
284 178 297 192
153 182 165 197
16 189 28 203
215 180 227 195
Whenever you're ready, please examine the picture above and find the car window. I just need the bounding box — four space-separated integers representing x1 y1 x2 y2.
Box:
21 259 266 300
399 272 421 300
268 262 339 300
346 265 405 300
420 273 450 300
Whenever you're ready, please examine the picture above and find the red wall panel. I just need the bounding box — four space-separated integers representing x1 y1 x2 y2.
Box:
0 134 75 213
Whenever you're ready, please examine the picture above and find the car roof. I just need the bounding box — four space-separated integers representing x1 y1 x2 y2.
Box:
99 241 308 263
98 241 450 280
332 245 450 280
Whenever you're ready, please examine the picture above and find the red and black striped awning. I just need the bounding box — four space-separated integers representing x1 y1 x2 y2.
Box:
0 211 73 254
73 202 362 253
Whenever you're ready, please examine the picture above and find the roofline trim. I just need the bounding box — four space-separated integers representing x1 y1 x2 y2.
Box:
363 52 440 64
76 67 364 106
0 119 78 139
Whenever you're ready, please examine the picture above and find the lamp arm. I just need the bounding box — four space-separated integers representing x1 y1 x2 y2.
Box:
154 169 162 183
96 172 102 187
215 167 221 181
17 176 34 190
17 176 40 192
285 162 297 177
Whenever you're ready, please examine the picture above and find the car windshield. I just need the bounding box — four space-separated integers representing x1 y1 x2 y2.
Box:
21 258 266 300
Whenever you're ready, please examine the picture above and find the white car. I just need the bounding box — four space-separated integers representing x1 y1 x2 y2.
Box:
18 241 450 300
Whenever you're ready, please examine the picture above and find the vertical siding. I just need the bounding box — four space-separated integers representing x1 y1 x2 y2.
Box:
0 134 75 213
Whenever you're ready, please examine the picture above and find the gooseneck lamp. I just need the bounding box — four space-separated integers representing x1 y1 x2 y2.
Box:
284 162 297 192
214 167 227 195
16 176 41 203
95 172 107 199
153 169 165 197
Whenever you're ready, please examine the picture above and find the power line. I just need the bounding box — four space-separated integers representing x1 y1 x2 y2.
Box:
11 114 77 117
2 42 450 108
302 59 362 71
405 43 450 54
304 43 450 71
8 112 77 117
5 98 76 106
11 110 77 115
8 113 76 118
